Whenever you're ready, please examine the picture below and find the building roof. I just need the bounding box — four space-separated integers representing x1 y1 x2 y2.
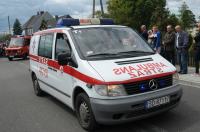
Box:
23 11 54 29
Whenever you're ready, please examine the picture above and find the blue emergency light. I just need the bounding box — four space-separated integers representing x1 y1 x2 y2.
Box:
100 18 114 25
159 80 166 87
56 18 80 27
56 18 114 27
139 84 147 91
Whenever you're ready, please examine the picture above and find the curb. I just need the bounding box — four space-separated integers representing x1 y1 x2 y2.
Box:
179 80 200 87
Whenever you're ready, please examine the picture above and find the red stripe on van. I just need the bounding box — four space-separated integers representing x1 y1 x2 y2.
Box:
29 54 39 61
29 54 176 85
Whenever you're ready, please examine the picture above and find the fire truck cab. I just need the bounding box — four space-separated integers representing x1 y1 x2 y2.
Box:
5 35 31 61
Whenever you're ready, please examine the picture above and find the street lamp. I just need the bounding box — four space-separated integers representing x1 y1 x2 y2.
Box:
92 0 104 18
92 0 95 18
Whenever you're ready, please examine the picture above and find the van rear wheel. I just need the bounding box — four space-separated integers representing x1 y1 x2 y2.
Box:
32 74 44 96
75 93 97 131
23 54 28 60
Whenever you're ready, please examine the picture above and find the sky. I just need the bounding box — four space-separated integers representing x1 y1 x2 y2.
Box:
0 0 199 33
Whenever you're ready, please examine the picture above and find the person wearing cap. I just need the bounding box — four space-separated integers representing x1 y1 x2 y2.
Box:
163 25 176 65
140 25 148 41
175 25 189 74
193 23 200 76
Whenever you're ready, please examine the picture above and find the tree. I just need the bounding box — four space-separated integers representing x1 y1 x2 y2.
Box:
162 13 180 30
107 0 133 27
0 34 11 42
179 2 196 30
94 10 110 18
39 19 48 31
107 0 169 30
13 19 22 35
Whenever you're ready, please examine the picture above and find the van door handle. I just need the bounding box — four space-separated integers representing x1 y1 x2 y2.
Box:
52 69 57 72
48 66 57 72
48 67 53 70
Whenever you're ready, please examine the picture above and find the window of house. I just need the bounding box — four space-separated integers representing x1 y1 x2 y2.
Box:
55 33 71 60
38 34 54 59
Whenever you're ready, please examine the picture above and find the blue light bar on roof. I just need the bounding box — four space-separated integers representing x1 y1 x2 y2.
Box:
100 18 114 25
56 18 114 27
56 18 80 27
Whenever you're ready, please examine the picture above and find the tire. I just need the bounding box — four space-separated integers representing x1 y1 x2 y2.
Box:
8 57 13 61
32 74 44 96
23 54 28 60
75 93 98 131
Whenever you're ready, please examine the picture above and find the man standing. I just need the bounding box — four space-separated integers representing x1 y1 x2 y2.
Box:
175 25 189 74
140 25 148 41
152 25 161 54
163 25 176 65
194 23 200 76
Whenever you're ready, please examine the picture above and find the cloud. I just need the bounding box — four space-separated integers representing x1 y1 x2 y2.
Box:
167 0 200 18
0 0 107 32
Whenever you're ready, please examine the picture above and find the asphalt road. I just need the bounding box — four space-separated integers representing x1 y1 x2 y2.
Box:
0 57 200 132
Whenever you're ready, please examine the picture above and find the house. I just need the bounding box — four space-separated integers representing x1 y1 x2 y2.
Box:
23 11 56 35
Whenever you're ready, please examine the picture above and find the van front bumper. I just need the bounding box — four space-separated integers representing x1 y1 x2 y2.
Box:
90 84 182 125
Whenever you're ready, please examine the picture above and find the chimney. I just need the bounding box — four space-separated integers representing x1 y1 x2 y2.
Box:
40 11 44 15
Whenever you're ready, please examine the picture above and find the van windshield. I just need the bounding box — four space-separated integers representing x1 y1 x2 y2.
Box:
72 27 154 60
9 38 24 47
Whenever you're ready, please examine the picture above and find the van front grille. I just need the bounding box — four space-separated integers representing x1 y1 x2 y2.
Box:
123 75 173 95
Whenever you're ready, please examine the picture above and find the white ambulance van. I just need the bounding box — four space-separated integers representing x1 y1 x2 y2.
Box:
29 18 182 131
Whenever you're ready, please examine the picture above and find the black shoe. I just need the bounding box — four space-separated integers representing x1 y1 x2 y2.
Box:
180 72 187 74
178 71 182 73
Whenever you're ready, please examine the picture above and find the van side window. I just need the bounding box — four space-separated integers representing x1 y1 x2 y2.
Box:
38 34 54 59
55 33 70 60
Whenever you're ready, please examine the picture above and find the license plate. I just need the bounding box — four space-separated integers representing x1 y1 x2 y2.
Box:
145 96 170 109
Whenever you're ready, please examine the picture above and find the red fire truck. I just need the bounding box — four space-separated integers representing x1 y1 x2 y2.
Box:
5 36 31 61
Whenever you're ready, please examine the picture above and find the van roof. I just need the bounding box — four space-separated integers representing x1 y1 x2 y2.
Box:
34 25 127 35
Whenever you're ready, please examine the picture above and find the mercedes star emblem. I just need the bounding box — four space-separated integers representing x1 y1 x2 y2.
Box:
149 79 158 90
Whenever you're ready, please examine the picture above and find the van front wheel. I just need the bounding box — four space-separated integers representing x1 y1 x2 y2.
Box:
75 93 97 131
32 74 44 96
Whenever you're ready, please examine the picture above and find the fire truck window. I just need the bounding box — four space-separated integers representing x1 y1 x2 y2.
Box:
38 34 54 59
55 33 70 60
24 39 30 46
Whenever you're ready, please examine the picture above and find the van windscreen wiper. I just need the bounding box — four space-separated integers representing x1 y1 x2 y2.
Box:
87 53 118 57
117 50 154 55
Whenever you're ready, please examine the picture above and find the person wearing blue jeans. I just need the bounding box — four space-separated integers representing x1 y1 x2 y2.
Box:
175 25 189 74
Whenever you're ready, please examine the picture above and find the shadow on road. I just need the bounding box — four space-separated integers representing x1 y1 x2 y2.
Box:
94 101 200 132
43 92 200 132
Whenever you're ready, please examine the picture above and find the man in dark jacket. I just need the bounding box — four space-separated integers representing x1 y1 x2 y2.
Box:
194 23 200 75
175 25 189 74
163 25 176 65
140 25 148 41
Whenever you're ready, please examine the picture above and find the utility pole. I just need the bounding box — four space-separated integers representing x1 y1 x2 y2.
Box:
92 0 95 18
8 16 11 35
100 0 104 17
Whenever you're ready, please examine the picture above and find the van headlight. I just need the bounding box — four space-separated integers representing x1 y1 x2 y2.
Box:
94 85 127 97
173 72 179 85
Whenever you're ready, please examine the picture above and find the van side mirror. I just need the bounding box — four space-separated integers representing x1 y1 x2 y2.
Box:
58 50 71 66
